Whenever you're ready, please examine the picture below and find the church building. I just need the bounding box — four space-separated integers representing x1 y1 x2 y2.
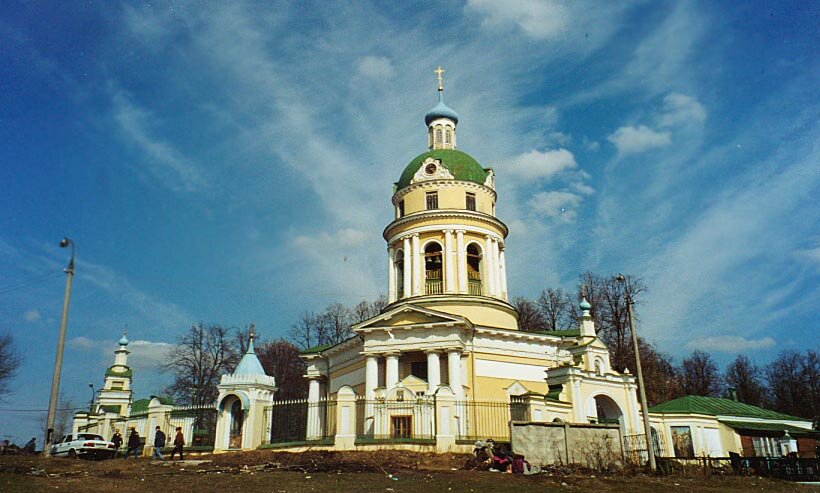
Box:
299 68 644 444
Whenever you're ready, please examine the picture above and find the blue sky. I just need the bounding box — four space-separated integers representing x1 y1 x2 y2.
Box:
1 1 818 443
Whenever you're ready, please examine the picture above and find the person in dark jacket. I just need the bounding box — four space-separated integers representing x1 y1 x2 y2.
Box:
126 428 140 459
111 429 123 458
152 426 166 460
170 427 184 460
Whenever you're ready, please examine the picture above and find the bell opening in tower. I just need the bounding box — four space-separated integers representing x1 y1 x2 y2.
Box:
424 243 443 295
467 243 482 295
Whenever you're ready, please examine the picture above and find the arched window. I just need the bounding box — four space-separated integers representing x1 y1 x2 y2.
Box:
394 250 404 298
445 129 452 146
594 358 604 376
424 243 443 295
428 127 434 148
435 127 443 147
467 243 482 295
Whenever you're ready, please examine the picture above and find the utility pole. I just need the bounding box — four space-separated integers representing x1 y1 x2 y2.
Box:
617 274 657 473
44 238 74 457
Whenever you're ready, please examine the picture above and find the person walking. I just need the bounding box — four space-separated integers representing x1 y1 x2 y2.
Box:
152 426 166 460
111 429 123 458
126 428 140 458
170 427 184 460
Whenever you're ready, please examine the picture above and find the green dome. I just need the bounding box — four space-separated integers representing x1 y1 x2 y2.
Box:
396 149 488 190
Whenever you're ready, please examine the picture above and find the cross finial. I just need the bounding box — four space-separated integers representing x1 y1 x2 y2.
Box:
434 66 445 91
249 322 255 342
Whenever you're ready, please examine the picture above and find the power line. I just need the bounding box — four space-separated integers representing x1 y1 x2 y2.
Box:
0 271 62 296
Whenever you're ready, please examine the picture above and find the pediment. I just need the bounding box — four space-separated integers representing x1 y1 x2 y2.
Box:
505 380 530 396
352 303 469 332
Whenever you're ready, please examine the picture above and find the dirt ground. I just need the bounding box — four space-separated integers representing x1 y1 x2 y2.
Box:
1 450 818 493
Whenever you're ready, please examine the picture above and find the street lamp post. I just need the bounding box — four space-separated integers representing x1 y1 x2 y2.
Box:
44 237 75 457
616 274 657 472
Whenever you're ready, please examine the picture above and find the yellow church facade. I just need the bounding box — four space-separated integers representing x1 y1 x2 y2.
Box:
299 70 644 448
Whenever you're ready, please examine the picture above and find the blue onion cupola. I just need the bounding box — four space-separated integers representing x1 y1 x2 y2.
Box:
425 66 459 150
118 330 129 347
233 323 266 376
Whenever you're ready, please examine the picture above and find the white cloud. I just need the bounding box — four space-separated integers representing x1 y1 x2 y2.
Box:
127 340 175 370
529 191 582 221
607 125 671 154
658 93 707 128
68 336 97 349
502 149 577 181
687 336 776 352
466 0 570 40
23 309 40 322
111 90 207 192
357 56 394 80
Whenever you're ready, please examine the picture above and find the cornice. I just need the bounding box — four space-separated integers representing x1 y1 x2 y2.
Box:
383 210 508 240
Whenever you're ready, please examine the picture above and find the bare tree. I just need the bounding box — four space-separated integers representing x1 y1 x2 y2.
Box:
514 297 545 333
256 339 309 400
163 324 241 406
575 272 646 372
681 350 723 397
351 295 387 323
319 303 354 346
289 311 319 350
725 355 766 407
53 394 77 440
537 288 572 331
765 349 819 420
634 338 684 406
0 333 22 398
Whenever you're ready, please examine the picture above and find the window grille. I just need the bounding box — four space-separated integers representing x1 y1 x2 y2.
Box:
426 192 438 210
466 192 476 211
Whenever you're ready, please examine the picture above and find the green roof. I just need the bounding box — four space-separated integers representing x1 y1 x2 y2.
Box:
396 149 489 190
131 398 150 413
300 344 332 355
721 421 819 437
540 329 581 338
649 395 810 421
105 366 132 378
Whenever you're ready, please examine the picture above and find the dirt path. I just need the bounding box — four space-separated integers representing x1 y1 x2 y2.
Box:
2 450 817 493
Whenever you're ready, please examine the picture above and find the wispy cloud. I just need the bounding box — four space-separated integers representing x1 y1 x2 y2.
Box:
465 0 570 40
500 149 577 181
607 125 671 154
658 93 707 128
687 336 776 352
23 309 40 322
111 90 207 192
357 56 395 80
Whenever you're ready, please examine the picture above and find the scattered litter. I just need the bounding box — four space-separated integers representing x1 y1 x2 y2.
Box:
305 475 312 479
561 482 568 487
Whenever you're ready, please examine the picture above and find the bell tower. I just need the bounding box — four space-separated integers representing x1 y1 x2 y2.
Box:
383 67 516 330
96 330 133 416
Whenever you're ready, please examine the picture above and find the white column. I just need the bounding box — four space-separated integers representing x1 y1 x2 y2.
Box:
387 246 396 303
412 234 421 296
426 351 441 395
492 238 501 298
402 237 411 298
385 353 400 390
307 377 322 439
447 350 463 400
484 235 495 296
444 230 454 293
499 247 508 300
456 230 467 293
365 356 378 400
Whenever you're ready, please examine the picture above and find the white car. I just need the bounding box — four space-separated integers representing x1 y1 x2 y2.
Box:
50 433 116 460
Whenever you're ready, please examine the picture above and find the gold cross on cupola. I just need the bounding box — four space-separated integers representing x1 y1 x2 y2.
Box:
434 66 445 91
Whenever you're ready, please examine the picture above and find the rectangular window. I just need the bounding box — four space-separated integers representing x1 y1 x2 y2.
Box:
398 200 405 217
392 416 412 438
426 192 438 210
466 192 476 211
